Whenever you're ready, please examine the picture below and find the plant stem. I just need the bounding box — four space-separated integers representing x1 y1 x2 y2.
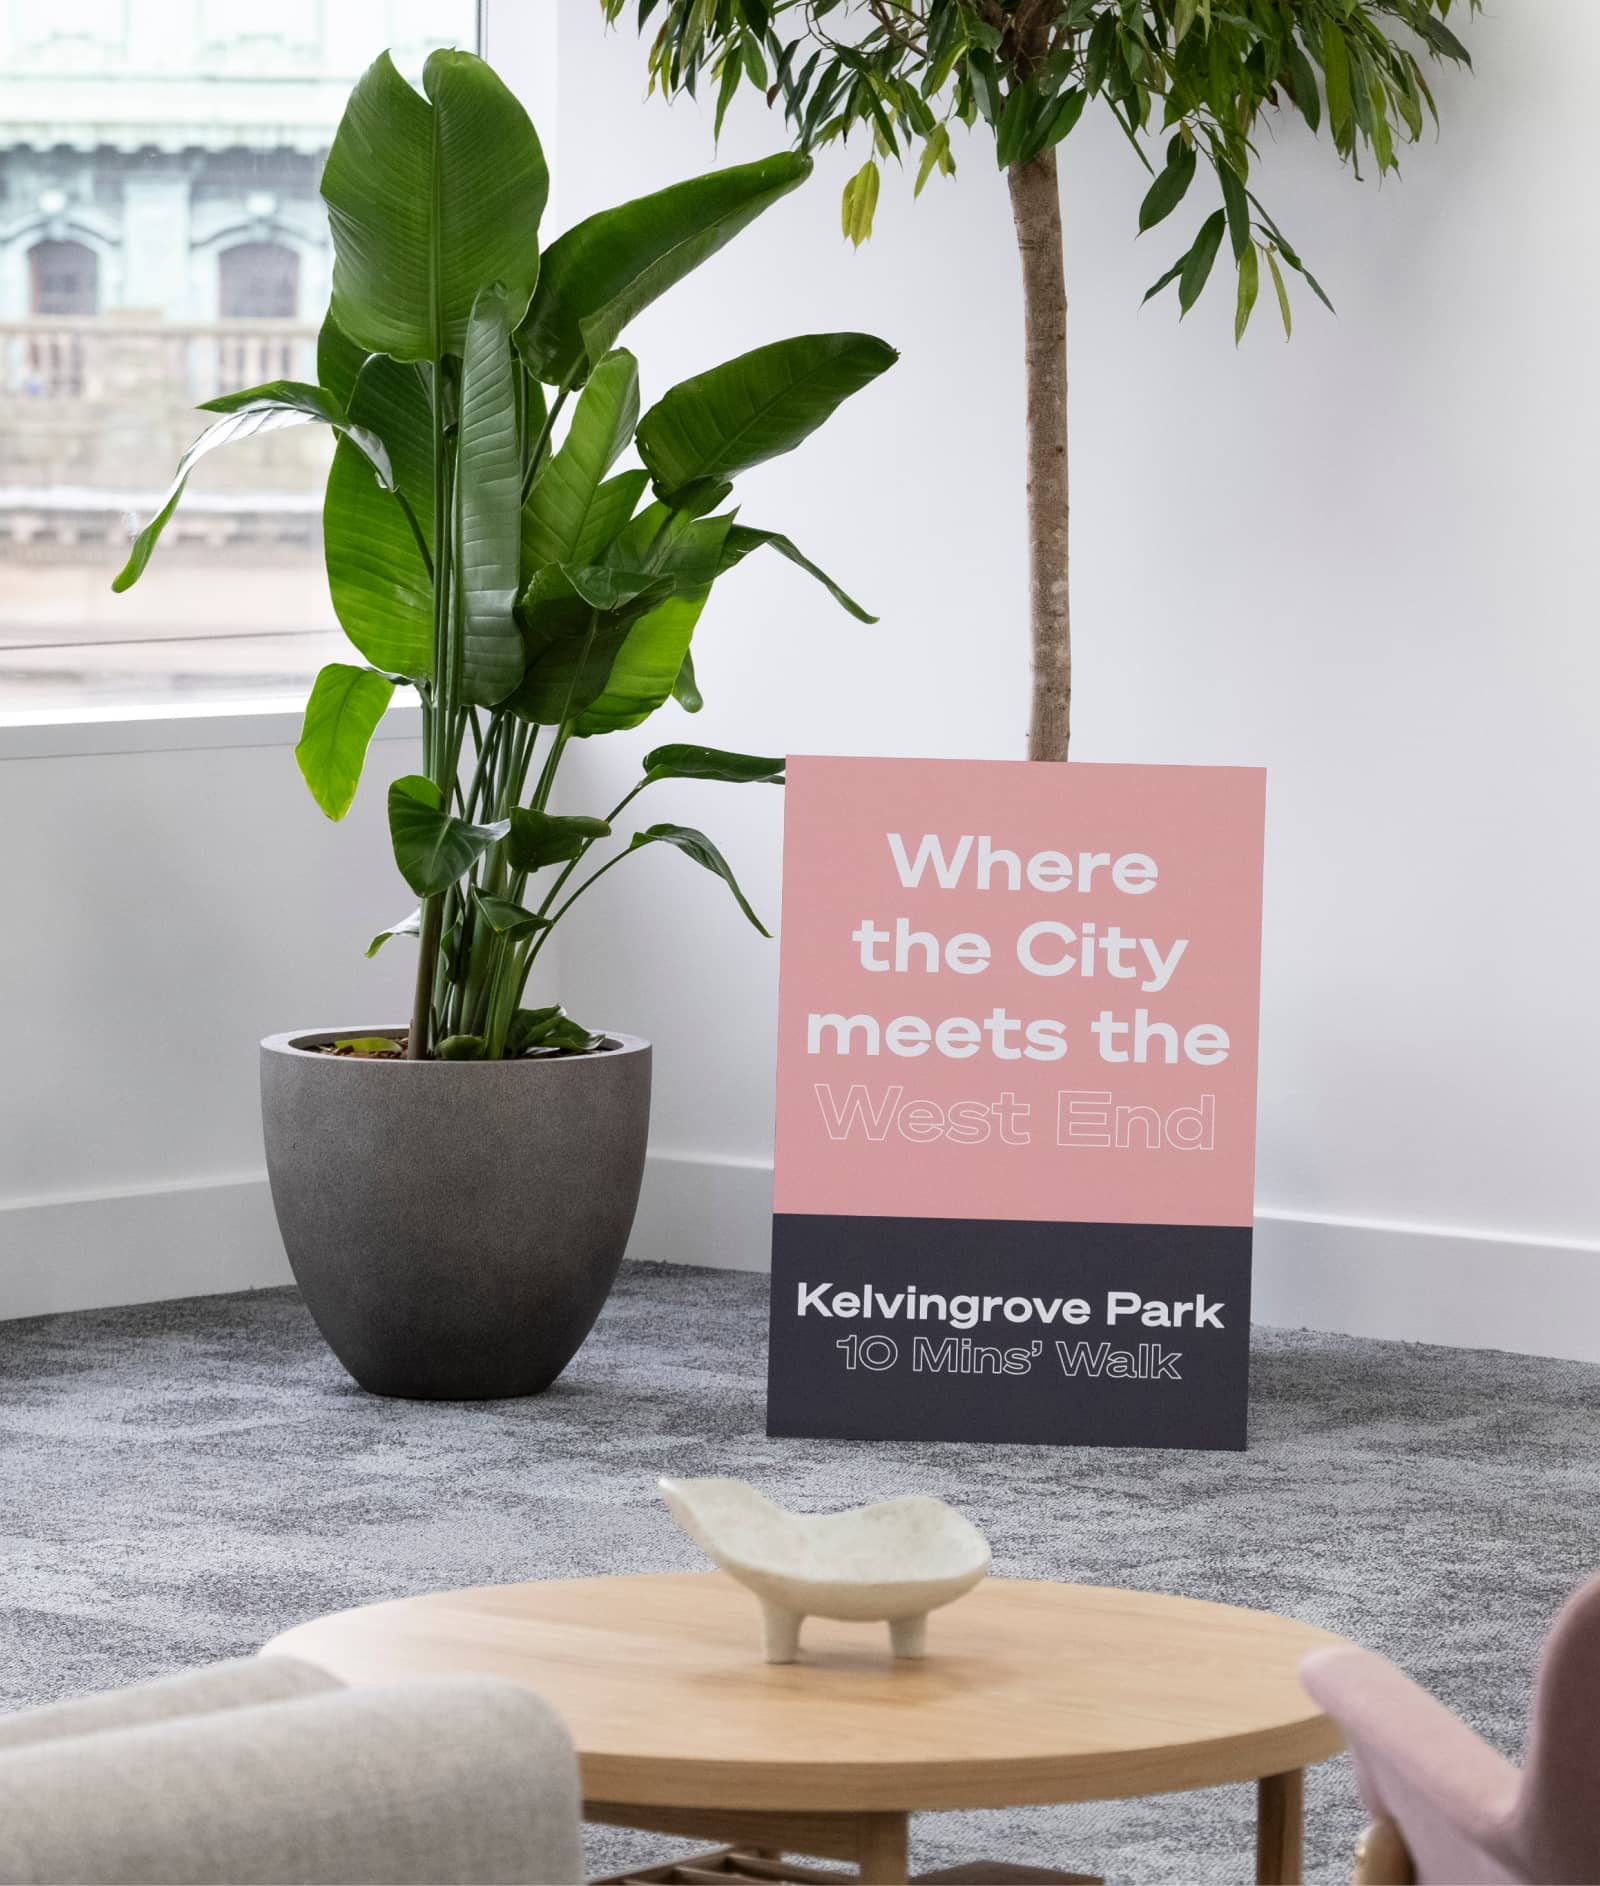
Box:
1007 145 1071 762
409 894 443 1057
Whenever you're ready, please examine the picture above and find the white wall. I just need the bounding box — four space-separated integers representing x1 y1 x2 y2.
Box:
4 3 1597 1363
0 711 422 1314
549 1 1600 1358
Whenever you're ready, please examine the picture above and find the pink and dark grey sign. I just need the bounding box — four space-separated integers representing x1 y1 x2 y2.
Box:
767 757 1266 1451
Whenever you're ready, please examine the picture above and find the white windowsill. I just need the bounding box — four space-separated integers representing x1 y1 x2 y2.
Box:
0 693 423 763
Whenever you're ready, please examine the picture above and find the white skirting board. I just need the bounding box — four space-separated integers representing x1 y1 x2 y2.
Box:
3 1157 1598 1364
0 1175 292 1320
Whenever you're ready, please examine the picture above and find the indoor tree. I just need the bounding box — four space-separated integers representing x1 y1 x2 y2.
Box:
601 0 1478 758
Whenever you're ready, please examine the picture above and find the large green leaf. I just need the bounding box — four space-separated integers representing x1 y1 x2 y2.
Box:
322 49 547 362
521 349 640 570
635 332 896 498
367 907 422 956
719 524 875 621
672 648 703 714
111 385 390 592
629 823 770 935
506 808 612 871
324 355 435 678
575 588 711 737
518 152 811 385
387 775 509 897
567 469 650 566
317 310 368 409
607 502 731 582
295 663 395 820
456 284 526 705
506 1005 606 1057
508 587 631 726
470 888 551 939
642 743 785 785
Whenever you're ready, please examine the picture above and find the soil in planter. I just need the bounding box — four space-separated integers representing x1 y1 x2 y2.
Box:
311 1035 622 1060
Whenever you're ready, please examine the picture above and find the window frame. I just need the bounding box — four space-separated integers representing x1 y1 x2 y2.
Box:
0 0 554 753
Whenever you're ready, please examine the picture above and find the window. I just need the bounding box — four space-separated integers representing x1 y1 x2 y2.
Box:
30 240 99 316
218 242 301 320
0 0 479 714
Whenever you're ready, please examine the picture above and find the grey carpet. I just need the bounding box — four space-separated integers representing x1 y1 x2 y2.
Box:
1 1263 1596 1884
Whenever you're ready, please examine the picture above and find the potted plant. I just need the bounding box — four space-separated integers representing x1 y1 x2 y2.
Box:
114 48 894 1400
601 0 1477 758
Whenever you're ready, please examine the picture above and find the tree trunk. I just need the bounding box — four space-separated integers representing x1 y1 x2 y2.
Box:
1007 148 1071 762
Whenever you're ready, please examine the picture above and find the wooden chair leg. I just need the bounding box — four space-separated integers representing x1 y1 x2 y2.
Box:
1352 1817 1415 1886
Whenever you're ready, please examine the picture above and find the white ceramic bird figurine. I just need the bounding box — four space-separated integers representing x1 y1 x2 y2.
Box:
659 1477 991 1663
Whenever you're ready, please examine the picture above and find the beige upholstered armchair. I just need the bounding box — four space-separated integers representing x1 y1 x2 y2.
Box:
0 1654 583 1886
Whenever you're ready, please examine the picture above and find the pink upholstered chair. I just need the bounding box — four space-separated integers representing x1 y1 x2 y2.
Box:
1300 1575 1600 1885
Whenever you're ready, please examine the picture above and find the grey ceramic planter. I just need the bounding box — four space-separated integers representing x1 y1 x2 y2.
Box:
260 1028 651 1400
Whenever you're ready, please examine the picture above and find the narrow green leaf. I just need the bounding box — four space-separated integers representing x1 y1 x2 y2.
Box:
1265 246 1293 339
643 743 785 784
506 808 612 872
841 157 880 247
333 1036 401 1056
1034 87 1087 155
1178 209 1227 314
718 523 875 620
1322 21 1354 151
1138 141 1197 232
630 822 770 935
1414 14 1472 67
1217 159 1250 260
1142 251 1189 305
636 332 896 498
714 50 744 142
1234 243 1260 344
294 663 395 820
1287 37 1321 134
914 125 950 198
456 283 526 706
387 775 510 898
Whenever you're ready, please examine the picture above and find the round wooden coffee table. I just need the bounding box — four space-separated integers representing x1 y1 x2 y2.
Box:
266 1572 1346 1885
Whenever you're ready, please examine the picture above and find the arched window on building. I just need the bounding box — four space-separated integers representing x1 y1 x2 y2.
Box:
218 241 299 318
29 239 99 317
26 240 99 396
217 241 301 382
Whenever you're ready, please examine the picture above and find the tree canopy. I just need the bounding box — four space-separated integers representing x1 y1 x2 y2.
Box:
602 0 1477 339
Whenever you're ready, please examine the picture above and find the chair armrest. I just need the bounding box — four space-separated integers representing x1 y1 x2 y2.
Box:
1301 1646 1519 1879
0 1676 583 1886
0 1657 338 1753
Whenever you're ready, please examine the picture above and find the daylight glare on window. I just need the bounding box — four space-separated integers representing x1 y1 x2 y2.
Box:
0 0 477 714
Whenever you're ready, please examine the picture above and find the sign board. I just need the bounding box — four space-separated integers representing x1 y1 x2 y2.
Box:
766 758 1265 1452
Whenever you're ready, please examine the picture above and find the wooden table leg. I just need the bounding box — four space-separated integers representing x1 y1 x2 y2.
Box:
856 1810 910 1884
1256 1769 1304 1885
